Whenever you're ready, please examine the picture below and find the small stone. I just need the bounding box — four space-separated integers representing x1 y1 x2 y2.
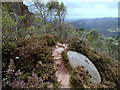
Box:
15 57 20 59
38 61 42 65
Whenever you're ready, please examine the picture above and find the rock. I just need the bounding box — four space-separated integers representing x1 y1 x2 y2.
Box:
67 51 101 83
15 56 20 59
57 43 63 47
37 61 42 65
63 44 68 49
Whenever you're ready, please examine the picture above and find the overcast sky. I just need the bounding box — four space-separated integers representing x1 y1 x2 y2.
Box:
64 2 118 19
23 0 118 19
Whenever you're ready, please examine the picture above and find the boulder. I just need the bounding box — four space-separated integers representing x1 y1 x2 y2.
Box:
67 51 101 83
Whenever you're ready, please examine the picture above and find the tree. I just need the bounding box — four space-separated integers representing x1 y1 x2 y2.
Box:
47 0 66 37
86 29 100 42
2 3 17 41
33 0 49 24
32 0 66 36
2 2 35 41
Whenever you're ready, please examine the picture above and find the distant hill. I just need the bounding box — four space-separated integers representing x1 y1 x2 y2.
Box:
68 17 118 37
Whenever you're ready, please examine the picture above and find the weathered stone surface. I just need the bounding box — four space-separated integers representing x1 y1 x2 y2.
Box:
67 51 101 83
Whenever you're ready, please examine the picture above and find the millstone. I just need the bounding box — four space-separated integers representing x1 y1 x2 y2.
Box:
67 51 101 83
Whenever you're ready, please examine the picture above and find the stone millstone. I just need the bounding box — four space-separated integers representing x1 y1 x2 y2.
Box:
67 51 101 83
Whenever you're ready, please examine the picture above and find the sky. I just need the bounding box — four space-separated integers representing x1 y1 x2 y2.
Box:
23 0 118 19
64 2 118 19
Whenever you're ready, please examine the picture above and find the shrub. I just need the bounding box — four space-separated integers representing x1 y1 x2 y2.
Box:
2 41 17 58
35 70 43 77
15 38 28 47
3 35 60 88
68 38 119 88
62 49 92 88
2 41 17 88
21 72 31 80
13 39 50 72
41 34 60 46
70 66 91 88
62 50 73 71
2 41 17 71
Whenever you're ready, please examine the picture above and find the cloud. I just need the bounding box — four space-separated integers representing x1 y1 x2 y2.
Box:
23 0 118 19
59 0 119 2
65 2 118 19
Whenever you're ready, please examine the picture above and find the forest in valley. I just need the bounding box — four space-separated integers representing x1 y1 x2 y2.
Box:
2 0 120 89
69 17 118 37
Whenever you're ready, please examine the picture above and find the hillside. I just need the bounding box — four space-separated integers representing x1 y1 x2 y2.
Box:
69 17 118 37
2 2 120 89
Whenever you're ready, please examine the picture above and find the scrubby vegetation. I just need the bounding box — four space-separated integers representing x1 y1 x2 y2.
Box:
62 38 119 88
2 35 61 89
2 0 119 89
70 66 91 88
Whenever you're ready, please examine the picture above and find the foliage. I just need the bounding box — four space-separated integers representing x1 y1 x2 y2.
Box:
2 35 60 88
70 66 91 88
70 17 118 37
33 0 66 36
21 72 31 80
2 4 17 31
79 29 119 59
2 2 35 42
2 41 17 60
86 29 99 42
2 5 17 42
2 41 17 88
41 34 59 46
2 1 119 89
62 50 73 70
62 49 91 88
68 38 119 88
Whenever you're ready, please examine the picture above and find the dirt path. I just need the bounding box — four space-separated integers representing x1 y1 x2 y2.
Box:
52 43 70 88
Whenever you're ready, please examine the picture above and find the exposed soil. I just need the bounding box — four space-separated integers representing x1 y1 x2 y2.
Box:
52 43 70 88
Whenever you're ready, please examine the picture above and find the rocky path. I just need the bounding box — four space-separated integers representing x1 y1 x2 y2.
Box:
52 43 70 88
